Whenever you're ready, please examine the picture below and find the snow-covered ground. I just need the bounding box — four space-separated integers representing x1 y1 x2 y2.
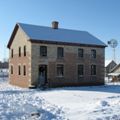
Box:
0 77 120 120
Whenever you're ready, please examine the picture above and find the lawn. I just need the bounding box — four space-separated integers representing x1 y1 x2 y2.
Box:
0 78 120 120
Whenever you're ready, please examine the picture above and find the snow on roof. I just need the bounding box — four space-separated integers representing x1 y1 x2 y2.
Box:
105 60 112 67
18 23 106 47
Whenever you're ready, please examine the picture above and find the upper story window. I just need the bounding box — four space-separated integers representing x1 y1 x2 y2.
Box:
57 64 64 77
78 65 84 77
91 49 96 58
11 49 13 58
19 47 21 57
23 65 26 76
18 65 21 75
11 65 13 74
24 46 26 56
91 65 96 75
78 48 84 58
57 47 64 59
40 46 47 57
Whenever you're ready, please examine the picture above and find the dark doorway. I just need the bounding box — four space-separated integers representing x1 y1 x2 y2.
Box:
38 65 47 86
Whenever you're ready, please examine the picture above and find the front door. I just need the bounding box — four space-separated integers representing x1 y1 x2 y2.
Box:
38 65 47 86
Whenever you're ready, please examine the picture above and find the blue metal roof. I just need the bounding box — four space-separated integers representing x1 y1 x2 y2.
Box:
18 23 106 47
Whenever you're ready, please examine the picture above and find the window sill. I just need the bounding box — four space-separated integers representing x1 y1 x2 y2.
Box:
91 75 97 76
78 75 84 77
56 76 64 78
57 57 64 59
40 56 48 58
90 58 97 59
78 57 84 59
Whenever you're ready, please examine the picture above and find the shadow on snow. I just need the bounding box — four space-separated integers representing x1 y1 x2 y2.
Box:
47 84 120 94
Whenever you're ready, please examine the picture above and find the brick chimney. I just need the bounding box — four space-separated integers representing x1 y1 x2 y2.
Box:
52 21 59 29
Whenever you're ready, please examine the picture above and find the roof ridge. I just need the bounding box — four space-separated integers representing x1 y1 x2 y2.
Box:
17 22 87 33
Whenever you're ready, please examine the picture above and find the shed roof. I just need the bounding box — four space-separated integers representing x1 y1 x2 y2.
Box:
105 60 117 67
108 73 120 76
7 23 107 48
111 63 120 73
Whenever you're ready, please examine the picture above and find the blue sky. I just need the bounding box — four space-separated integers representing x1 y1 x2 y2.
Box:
0 0 120 62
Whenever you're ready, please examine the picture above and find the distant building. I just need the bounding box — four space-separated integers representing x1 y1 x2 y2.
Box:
108 63 120 82
0 61 9 69
0 61 9 77
105 60 117 77
7 21 106 88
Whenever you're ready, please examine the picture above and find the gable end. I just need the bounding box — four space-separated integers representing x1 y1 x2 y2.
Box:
7 24 19 49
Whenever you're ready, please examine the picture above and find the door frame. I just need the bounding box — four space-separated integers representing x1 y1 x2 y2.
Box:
38 64 47 84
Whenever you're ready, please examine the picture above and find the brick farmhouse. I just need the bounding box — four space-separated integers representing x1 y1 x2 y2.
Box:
7 21 107 88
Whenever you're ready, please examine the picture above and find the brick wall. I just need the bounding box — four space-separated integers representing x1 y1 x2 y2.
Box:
9 27 32 87
31 43 105 87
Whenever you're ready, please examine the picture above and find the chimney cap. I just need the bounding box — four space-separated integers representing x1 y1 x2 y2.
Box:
52 21 59 29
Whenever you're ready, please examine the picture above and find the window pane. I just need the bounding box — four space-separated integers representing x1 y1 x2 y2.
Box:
57 47 64 58
23 65 26 76
19 47 21 57
57 64 64 77
18 65 21 75
11 49 13 58
11 66 13 74
40 46 47 57
78 48 83 58
91 65 96 75
78 65 84 76
24 46 26 56
91 49 96 58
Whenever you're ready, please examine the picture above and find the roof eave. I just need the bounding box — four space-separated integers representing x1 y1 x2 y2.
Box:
29 39 107 48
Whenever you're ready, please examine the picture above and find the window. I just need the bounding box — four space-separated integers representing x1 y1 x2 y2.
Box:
57 47 64 58
91 49 96 58
11 49 13 58
19 47 21 57
23 65 26 76
78 48 84 58
57 64 64 77
11 65 13 74
78 65 84 76
18 65 21 75
91 65 96 75
24 46 26 56
40 46 47 57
